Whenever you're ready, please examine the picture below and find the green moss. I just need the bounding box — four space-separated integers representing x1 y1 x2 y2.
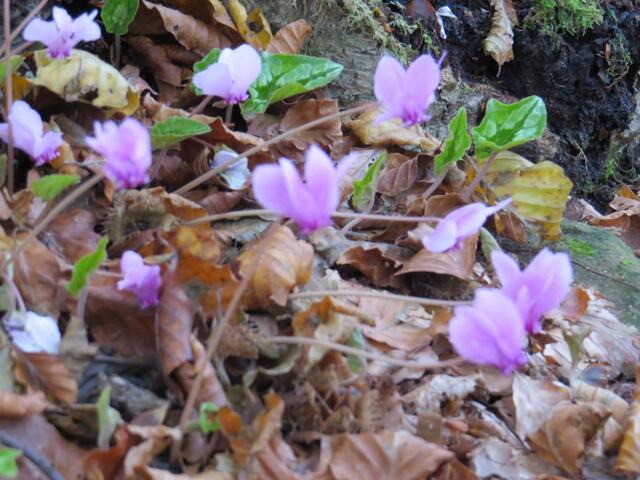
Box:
562 237 595 257
387 12 440 56
526 0 603 38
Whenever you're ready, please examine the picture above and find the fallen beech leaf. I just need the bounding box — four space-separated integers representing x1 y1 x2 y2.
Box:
527 400 610 474
267 19 312 54
227 0 273 49
141 0 233 55
346 107 439 153
484 151 572 241
83 425 135 480
239 225 313 309
156 274 192 377
614 367 640 474
483 0 515 68
584 188 640 250
144 468 234 479
43 208 101 262
470 437 561 478
377 153 419 197
14 350 78 404
337 242 410 289
396 234 478 280
571 380 628 424
32 49 140 115
127 36 183 87
0 391 47 418
328 431 453 480
163 0 238 33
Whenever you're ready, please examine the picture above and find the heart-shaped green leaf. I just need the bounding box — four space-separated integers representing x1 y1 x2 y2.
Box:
66 237 108 297
472 96 547 160
0 448 20 478
32 174 80 201
150 117 211 149
434 107 471 174
101 0 140 35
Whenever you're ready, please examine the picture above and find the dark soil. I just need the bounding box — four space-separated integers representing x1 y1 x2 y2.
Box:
441 0 640 208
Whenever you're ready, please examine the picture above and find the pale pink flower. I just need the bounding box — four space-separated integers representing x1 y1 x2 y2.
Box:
5 311 61 354
86 118 152 189
192 44 262 105
252 145 352 234
492 249 573 334
0 100 62 166
374 54 442 126
23 6 101 59
449 289 528 374
117 251 161 308
422 199 511 253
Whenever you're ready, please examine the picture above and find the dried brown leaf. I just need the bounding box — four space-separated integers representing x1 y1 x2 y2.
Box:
43 208 101 262
396 234 478 280
377 153 419 196
267 19 312 54
483 0 515 67
337 243 410 289
614 368 640 474
239 225 313 309
0 391 47 418
127 36 183 86
328 431 453 480
14 350 77 404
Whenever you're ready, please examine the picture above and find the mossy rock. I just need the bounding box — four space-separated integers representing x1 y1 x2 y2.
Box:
556 220 640 326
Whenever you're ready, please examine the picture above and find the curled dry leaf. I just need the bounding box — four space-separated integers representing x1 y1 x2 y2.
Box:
163 0 239 34
227 0 273 49
43 208 101 262
0 391 47 418
377 153 419 197
32 49 140 115
584 186 640 250
328 431 453 480
14 350 78 404
527 400 611 474
614 368 640 475
483 0 515 68
267 19 312 54
337 242 411 289
571 379 629 424
127 36 184 87
396 234 478 280
239 225 314 309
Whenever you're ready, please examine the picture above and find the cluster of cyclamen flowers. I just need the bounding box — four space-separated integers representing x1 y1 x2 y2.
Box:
0 7 573 372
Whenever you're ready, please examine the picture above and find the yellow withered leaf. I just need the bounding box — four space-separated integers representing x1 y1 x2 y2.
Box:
483 0 516 69
32 49 140 115
227 0 273 50
614 367 640 475
484 151 572 241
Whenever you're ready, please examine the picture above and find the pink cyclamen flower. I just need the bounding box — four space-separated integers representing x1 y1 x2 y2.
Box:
86 118 152 189
252 145 352 234
449 289 528 375
374 54 442 126
23 6 101 58
117 251 161 308
423 199 511 253
192 44 262 105
0 100 62 166
492 249 573 334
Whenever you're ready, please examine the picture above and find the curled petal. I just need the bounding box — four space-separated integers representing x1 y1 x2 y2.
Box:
23 18 59 44
374 56 405 107
304 145 339 218
252 163 297 218
422 219 458 253
225 44 261 100
193 62 233 100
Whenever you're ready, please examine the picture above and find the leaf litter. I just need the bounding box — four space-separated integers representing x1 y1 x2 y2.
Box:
0 0 638 478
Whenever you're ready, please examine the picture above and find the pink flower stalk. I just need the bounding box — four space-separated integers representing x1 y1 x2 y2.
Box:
492 249 573 334
374 54 442 126
117 251 161 308
449 289 528 374
86 118 152 189
422 199 511 253
23 6 101 58
252 145 351 234
192 44 262 105
0 100 62 166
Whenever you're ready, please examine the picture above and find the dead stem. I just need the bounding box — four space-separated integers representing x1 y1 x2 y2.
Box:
4 0 14 195
463 151 498 200
0 0 48 58
189 95 213 117
175 102 378 195
263 336 464 370
288 290 470 307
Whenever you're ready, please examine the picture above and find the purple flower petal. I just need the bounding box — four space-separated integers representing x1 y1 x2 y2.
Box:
304 145 339 219
117 251 162 308
422 219 458 253
374 56 405 108
224 44 262 101
193 62 233 101
252 163 297 218
23 18 59 45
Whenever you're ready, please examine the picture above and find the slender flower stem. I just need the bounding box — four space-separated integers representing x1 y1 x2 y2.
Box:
0 173 104 273
186 208 441 226
4 0 14 195
423 165 449 201
175 102 378 196
288 290 469 307
189 95 213 118
463 151 498 200
263 336 464 370
224 103 233 125
0 0 48 59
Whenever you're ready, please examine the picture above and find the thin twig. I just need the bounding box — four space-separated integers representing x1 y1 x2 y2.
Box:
0 430 64 480
262 336 464 370
0 0 48 59
175 102 377 195
463 151 497 200
189 95 213 117
4 0 14 195
289 289 469 307
571 259 640 294
423 165 449 201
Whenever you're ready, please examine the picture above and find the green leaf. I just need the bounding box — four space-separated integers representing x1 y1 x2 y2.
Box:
97 385 121 450
472 96 547 160
101 0 139 35
199 402 220 434
192 50 343 115
434 107 471 175
150 117 211 149
346 329 366 374
0 448 21 478
0 56 23 85
31 174 80 201
352 150 386 210
66 237 108 297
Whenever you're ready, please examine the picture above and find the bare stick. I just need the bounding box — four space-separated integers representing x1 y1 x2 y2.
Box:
175 102 377 195
4 0 14 195
189 95 213 117
0 0 48 58
463 151 498 200
0 430 64 480
288 290 469 307
262 336 464 370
